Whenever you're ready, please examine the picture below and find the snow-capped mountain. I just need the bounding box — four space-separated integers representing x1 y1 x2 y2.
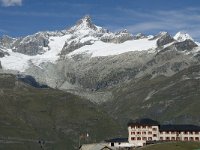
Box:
0 15 152 71
0 15 200 102
174 31 194 42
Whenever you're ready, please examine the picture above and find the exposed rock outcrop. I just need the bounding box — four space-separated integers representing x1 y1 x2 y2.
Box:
0 51 5 58
156 32 175 47
164 39 198 52
133 33 147 40
12 32 50 55
0 35 16 48
101 30 133 43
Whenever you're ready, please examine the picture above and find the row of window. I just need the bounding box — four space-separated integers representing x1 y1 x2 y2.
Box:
131 137 200 141
160 137 200 141
131 131 153 135
131 131 200 135
184 137 199 141
160 131 200 135
131 137 152 141
131 126 157 130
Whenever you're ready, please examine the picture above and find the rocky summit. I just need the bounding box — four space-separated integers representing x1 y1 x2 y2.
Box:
0 15 200 121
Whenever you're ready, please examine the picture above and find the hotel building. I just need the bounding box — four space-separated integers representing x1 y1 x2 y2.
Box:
128 118 200 147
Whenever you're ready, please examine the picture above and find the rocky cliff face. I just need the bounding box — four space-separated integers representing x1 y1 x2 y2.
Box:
164 39 198 52
100 29 133 43
0 16 200 103
0 35 16 48
12 33 50 55
156 32 175 47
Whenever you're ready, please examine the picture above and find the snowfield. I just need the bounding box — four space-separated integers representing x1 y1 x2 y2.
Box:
1 49 31 72
68 38 157 57
1 34 72 72
1 36 157 72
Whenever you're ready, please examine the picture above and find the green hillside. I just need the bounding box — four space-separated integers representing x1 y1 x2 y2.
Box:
103 65 200 126
0 74 123 150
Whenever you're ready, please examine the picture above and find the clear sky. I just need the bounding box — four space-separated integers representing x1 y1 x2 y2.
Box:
1 0 200 40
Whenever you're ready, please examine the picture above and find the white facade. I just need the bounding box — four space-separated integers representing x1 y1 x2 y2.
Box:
128 123 200 147
159 131 200 141
128 125 159 146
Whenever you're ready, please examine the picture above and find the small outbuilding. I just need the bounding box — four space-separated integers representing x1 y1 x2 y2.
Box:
105 138 134 148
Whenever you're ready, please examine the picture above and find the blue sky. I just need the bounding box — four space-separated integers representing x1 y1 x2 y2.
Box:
1 0 200 40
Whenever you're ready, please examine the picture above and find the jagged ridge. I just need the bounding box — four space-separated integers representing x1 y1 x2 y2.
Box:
0 15 199 103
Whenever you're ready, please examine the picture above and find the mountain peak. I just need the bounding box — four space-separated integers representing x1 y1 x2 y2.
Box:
159 31 168 36
174 31 194 42
77 15 92 26
69 15 98 33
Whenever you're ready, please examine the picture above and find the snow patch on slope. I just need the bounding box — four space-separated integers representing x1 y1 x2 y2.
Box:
68 38 157 57
144 90 157 101
31 34 72 66
174 32 193 42
1 49 31 71
0 34 72 72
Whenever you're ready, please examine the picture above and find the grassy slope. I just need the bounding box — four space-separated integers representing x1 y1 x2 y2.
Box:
140 142 200 150
103 65 200 126
0 74 123 150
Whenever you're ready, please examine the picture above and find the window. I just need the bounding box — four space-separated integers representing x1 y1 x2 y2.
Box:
153 128 157 131
148 137 152 141
195 137 199 141
184 137 188 141
160 137 163 140
142 132 146 135
189 132 193 135
166 137 170 140
184 131 188 135
148 126 152 129
176 137 180 141
189 137 194 141
166 131 170 134
171 137 175 141
137 137 141 140
160 132 164 134
131 132 135 135
131 137 135 141
153 134 157 137
148 131 152 134
142 137 147 140
111 143 114 147
195 132 199 135
137 132 141 135
171 132 176 134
